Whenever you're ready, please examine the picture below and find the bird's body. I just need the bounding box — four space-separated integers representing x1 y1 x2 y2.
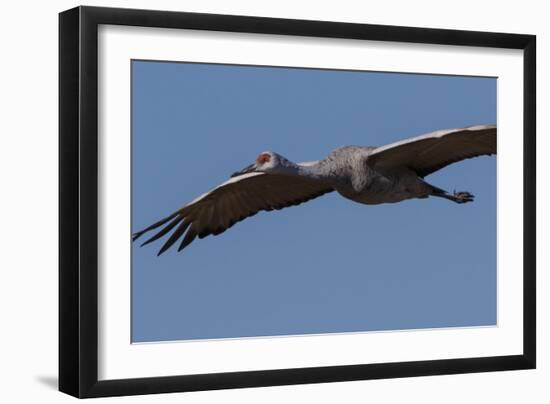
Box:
311 145 433 205
133 125 496 254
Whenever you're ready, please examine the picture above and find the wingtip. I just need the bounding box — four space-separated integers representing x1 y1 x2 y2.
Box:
466 123 497 131
176 240 193 252
176 239 190 252
140 235 159 247
156 242 171 256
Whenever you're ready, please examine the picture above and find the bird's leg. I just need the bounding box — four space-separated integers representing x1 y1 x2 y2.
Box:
427 183 474 204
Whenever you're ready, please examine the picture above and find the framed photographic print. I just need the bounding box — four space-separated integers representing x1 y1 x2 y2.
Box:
59 5 536 398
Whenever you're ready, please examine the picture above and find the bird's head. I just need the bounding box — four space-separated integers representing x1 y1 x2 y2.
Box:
231 151 296 177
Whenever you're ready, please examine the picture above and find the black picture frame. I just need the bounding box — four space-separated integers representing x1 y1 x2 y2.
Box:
59 5 536 398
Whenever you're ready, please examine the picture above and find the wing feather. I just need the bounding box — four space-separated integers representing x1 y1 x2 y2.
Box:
368 125 496 177
140 216 182 247
178 223 198 252
133 172 333 254
157 218 192 256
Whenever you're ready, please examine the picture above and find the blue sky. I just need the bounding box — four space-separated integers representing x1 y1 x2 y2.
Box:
131 60 496 343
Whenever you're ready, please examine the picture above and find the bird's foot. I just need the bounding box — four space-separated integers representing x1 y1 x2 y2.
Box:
452 190 474 204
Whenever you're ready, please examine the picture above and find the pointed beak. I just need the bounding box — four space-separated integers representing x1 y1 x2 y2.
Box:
230 163 257 178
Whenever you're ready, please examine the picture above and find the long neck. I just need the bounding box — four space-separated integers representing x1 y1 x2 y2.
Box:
295 160 341 183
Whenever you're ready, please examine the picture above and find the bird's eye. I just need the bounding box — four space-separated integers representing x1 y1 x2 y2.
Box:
256 153 271 164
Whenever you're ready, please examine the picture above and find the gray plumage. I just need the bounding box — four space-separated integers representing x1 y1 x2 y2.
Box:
133 124 496 254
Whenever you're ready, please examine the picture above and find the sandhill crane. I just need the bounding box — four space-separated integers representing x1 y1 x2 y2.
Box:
133 124 496 255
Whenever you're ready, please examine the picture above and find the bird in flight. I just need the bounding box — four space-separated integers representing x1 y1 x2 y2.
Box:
133 124 496 255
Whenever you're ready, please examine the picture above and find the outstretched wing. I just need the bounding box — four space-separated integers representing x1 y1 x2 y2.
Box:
367 125 496 177
133 172 334 255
